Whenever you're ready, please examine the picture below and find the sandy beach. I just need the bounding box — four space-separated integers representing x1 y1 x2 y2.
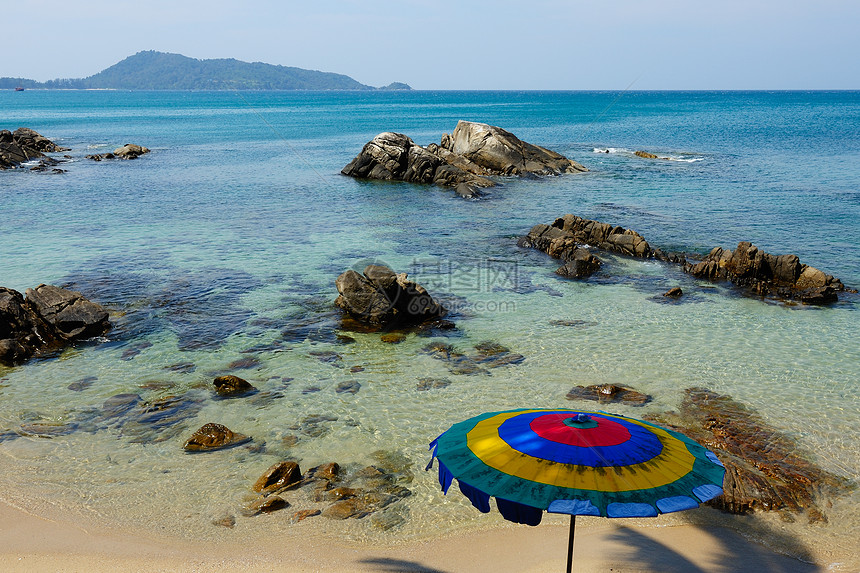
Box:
0 498 820 573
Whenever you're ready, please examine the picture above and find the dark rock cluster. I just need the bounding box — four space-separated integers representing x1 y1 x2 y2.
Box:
342 121 587 198
240 453 414 528
684 241 845 304
1 284 111 366
519 214 662 263
0 128 69 169
520 214 850 304
335 264 446 330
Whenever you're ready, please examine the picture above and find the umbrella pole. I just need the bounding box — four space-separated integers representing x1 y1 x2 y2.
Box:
566 514 576 573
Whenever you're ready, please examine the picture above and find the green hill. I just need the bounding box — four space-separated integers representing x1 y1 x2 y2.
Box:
1 51 411 91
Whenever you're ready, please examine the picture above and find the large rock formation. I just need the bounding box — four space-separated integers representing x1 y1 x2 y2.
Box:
684 242 845 304
335 264 446 329
0 284 110 366
342 121 586 197
0 128 69 169
438 120 587 176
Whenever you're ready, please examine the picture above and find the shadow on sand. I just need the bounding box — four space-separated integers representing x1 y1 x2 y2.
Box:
358 558 450 573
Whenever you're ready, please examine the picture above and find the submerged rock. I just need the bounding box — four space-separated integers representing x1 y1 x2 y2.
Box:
183 422 251 452
242 495 289 516
646 388 853 522
421 340 524 375
213 375 256 397
342 121 586 197
335 264 446 329
335 380 361 395
565 384 651 406
416 377 451 391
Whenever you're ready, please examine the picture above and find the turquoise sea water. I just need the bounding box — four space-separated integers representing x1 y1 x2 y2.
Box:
1 90 859 568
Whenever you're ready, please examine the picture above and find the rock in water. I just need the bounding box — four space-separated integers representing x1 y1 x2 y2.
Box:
0 287 62 365
1 284 110 366
183 423 251 452
1 128 69 169
335 264 446 329
25 284 111 339
341 121 586 197
213 375 256 397
341 131 494 190
442 120 587 176
647 388 853 521
555 248 602 279
253 461 302 494
684 241 845 303
113 144 150 159
565 384 651 406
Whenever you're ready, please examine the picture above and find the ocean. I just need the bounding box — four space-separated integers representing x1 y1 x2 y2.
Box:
1 90 859 569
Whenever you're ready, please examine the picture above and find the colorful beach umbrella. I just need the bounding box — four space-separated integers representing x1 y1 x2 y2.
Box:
427 408 725 572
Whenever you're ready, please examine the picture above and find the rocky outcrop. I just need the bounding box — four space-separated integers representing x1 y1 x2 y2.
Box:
342 121 586 197
684 242 845 303
0 128 69 169
439 120 587 176
87 143 150 161
335 264 446 329
520 214 658 261
518 214 663 279
520 214 849 304
25 284 110 339
341 132 494 197
1 284 110 366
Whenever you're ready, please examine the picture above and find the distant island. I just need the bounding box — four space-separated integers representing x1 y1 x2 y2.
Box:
0 51 411 91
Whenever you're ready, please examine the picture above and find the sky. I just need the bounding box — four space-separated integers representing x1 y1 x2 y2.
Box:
5 0 859 90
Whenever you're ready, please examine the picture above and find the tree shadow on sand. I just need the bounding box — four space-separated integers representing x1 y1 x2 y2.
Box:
358 558 450 573
605 520 820 573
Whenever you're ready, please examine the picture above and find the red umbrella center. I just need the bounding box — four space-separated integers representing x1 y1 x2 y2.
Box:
529 413 631 447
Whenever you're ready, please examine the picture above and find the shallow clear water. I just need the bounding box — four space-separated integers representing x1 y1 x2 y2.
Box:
1 90 859 568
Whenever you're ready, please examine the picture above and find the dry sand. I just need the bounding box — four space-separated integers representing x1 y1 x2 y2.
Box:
0 499 820 573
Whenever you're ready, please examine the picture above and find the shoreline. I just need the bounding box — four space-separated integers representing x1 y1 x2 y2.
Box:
0 499 822 573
